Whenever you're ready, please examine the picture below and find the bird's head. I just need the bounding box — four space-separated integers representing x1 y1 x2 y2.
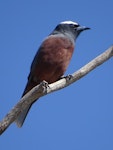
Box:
52 21 90 41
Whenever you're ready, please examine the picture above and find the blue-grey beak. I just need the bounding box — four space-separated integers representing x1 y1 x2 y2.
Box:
77 26 90 31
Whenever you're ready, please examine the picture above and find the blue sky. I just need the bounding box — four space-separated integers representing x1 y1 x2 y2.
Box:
0 0 113 150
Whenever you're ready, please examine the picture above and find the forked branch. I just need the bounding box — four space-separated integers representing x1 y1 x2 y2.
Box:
0 46 113 135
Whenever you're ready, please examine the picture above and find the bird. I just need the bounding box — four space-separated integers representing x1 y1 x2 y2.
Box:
15 20 90 127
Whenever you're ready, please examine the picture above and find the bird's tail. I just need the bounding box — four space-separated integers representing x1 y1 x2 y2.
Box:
15 104 33 127
15 80 38 127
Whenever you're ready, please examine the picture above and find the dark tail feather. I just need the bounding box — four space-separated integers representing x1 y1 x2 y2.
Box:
15 104 33 127
15 80 38 127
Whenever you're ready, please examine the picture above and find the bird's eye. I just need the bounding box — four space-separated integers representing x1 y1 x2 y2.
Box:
74 24 79 28
70 24 79 28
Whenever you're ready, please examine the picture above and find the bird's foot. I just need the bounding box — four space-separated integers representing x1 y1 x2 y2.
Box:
60 74 73 81
42 80 49 88
64 74 73 81
40 80 50 93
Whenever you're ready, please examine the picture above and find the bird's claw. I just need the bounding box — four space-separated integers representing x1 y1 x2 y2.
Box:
64 74 73 81
39 80 50 93
41 80 50 88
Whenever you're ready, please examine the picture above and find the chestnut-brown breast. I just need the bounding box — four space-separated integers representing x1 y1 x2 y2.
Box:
23 35 74 96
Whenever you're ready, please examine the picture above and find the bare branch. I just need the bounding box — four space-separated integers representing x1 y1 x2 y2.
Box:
0 45 113 135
